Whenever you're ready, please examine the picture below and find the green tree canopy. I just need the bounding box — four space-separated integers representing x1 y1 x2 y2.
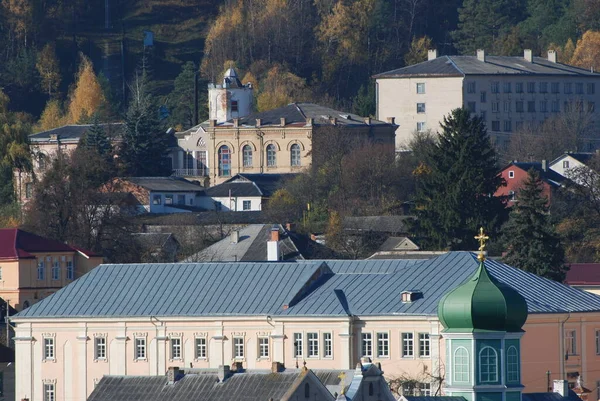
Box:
412 108 507 250
501 169 567 281
78 114 112 160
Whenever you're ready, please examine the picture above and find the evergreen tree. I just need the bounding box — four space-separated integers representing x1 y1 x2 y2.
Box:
119 70 171 177
78 114 112 159
412 108 507 250
168 61 207 129
502 169 567 281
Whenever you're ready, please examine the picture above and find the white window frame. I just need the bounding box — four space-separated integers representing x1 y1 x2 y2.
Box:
94 336 107 360
361 332 373 357
417 103 426 113
258 337 269 358
323 332 333 358
454 346 469 382
294 333 303 358
416 83 425 94
43 337 55 361
307 332 319 358
377 332 389 358
242 200 251 211
563 160 570 169
402 332 414 358
171 337 182 360
508 171 515 178
565 329 577 355
416 122 426 132
195 337 207 360
419 333 430 357
135 337 147 360
479 346 498 383
52 258 60 280
290 144 301 167
507 346 519 381
66 260 74 280
37 260 45 280
44 383 55 401
233 336 245 359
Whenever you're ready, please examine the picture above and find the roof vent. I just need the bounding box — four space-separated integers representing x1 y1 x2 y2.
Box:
401 290 422 303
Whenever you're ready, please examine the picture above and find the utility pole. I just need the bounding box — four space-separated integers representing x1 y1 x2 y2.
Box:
194 70 199 126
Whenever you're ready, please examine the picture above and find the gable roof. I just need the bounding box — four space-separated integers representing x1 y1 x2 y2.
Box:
565 263 600 285
549 152 595 166
504 162 565 186
15 252 600 320
343 216 414 234
124 177 204 192
374 55 600 79
378 237 420 251
0 229 94 260
205 174 299 198
29 123 125 143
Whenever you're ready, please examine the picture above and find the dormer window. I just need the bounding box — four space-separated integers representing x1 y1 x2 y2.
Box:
231 100 239 112
401 291 422 303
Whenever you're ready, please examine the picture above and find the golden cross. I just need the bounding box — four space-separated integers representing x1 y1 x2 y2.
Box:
474 227 489 261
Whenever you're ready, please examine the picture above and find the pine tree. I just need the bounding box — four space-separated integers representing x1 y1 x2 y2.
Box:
502 169 567 281
78 114 112 158
119 70 171 177
412 108 507 250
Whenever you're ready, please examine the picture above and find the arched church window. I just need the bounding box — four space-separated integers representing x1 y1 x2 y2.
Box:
218 145 231 176
266 144 276 167
242 145 253 167
454 347 469 382
291 144 301 166
507 346 519 382
479 346 498 383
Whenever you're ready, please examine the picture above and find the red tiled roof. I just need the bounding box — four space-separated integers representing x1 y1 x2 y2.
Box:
0 229 83 260
565 263 600 285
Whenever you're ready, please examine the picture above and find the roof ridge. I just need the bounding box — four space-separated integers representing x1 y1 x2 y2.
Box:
445 55 465 76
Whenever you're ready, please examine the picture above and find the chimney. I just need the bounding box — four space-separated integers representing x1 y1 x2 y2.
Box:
218 365 231 383
232 361 243 372
167 366 182 384
542 159 547 172
524 49 533 62
209 119 217 127
364 117 372 125
477 49 486 63
329 117 337 125
428 49 437 61
231 230 240 244
548 50 557 63
280 117 286 126
256 118 262 128
386 117 395 125
233 118 239 128
271 361 284 373
306 117 313 126
360 357 372 364
553 380 569 397
267 226 280 261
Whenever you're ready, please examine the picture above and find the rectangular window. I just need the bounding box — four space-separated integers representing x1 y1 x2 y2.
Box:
576 83 584 94
377 332 389 357
416 83 425 94
540 82 548 93
563 160 570 169
165 195 173 205
135 338 146 360
467 102 476 113
527 82 536 93
44 338 55 360
565 330 577 355
37 260 45 280
491 102 499 113
480 111 487 121
361 333 373 357
467 82 476 93
509 171 515 178
588 83 596 95
417 122 426 132
259 337 269 358
44 383 55 401
25 183 33 199
527 101 536 112
491 120 500 131
52 259 59 280
421 383 431 396
491 82 499 93
195 337 207 359
294 333 303 357
233 337 244 359
323 333 332 358
66 260 74 280
308 332 319 357
589 102 596 112
540 100 548 113
564 82 572 94
417 103 426 113
231 100 239 112
551 82 560 93
503 82 512 93
516 101 524 113
419 333 430 357
480 91 487 103
152 195 162 205
402 333 414 357
504 101 511 112
552 100 560 112
596 330 600 355
95 337 106 360
242 200 251 211
504 120 512 132
195 151 208 173
516 82 524 93
171 338 182 360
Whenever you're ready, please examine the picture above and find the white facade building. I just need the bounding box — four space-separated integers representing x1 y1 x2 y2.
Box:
375 49 600 151
208 68 253 123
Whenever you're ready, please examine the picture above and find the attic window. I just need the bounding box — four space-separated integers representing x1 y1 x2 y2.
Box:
231 100 239 112
508 171 515 178
401 291 422 303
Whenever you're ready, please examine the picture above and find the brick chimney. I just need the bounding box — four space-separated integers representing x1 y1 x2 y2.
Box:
272 361 284 373
232 361 243 372
428 49 437 61
548 50 557 63
477 49 486 62
280 117 286 126
167 366 182 384
267 226 280 261
524 49 533 62
256 118 262 128
218 365 231 383
553 380 569 397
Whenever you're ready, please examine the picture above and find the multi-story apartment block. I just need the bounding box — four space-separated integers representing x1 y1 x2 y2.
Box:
374 49 600 151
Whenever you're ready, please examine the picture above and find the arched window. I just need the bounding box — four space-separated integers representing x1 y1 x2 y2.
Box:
304 383 310 398
453 347 469 383
218 146 231 176
507 346 519 382
291 144 301 166
266 144 276 167
368 383 374 396
242 145 253 168
479 346 498 383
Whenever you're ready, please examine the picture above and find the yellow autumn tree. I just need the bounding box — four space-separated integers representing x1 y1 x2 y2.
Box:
563 38 576 62
571 31 600 71
2 0 33 46
36 99 65 132
256 64 310 111
36 43 61 97
67 54 104 124
404 36 433 66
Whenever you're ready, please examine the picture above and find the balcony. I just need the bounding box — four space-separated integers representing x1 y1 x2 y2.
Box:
172 168 209 177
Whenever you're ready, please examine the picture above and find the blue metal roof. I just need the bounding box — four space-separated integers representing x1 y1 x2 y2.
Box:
14 252 600 319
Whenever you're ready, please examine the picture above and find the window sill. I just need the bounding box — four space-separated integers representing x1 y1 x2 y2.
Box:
377 355 390 359
93 358 108 363
42 359 56 363
194 358 208 362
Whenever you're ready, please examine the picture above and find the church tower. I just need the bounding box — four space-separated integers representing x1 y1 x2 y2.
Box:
208 68 253 123
437 229 528 401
